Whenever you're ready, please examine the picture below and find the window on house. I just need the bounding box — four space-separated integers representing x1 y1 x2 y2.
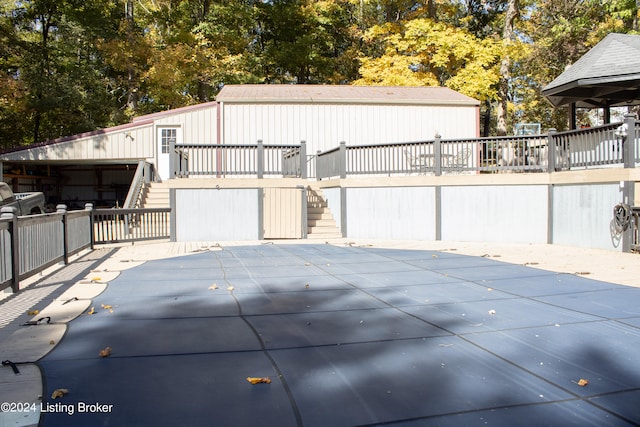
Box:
161 128 177 154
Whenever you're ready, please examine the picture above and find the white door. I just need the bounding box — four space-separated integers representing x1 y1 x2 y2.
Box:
157 127 181 181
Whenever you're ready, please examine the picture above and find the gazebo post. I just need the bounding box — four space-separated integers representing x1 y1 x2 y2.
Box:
569 103 577 129
603 105 611 124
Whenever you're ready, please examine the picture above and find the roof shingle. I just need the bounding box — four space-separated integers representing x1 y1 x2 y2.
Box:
216 84 479 106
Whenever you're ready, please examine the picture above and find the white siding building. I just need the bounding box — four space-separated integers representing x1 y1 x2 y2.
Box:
1 85 479 207
217 85 480 154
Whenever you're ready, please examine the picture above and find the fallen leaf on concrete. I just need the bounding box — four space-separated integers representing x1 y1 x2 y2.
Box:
575 272 591 276
49 340 55 345
305 283 310 289
99 347 112 358
91 277 102 282
51 389 69 399
246 377 271 384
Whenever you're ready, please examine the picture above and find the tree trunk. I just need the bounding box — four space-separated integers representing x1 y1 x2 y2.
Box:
196 0 211 101
496 0 519 136
125 0 138 112
427 0 437 21
483 100 491 137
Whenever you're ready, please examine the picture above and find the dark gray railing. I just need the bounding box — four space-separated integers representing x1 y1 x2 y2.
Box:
0 205 92 293
92 208 171 244
123 160 154 209
551 122 624 169
316 143 346 179
315 115 638 179
170 141 307 178
1 205 171 293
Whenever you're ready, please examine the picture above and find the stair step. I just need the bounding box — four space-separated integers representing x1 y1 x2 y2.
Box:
307 201 327 207
307 226 341 233
307 219 337 227
305 187 342 238
308 214 333 222
307 207 331 214
140 182 170 209
307 233 343 239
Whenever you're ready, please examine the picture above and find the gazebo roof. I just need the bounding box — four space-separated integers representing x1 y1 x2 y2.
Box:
542 33 640 108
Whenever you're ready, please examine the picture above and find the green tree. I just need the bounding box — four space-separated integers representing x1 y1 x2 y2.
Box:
496 0 519 135
354 18 504 103
515 0 619 130
0 0 123 145
254 0 360 84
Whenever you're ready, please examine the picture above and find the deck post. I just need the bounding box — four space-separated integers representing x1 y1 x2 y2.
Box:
339 141 347 179
547 128 557 173
1 207 19 292
621 182 635 253
57 204 69 265
623 114 636 169
299 141 307 179
169 139 176 179
257 139 264 179
85 203 95 250
434 134 442 176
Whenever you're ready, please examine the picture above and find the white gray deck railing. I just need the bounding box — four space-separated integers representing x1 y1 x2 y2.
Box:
170 141 307 178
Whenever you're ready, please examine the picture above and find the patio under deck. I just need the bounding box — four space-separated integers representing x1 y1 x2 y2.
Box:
1 239 640 426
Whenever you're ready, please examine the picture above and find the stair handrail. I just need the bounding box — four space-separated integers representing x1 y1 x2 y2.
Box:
123 160 148 209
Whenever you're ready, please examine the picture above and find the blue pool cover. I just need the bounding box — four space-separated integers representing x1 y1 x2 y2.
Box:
38 244 640 426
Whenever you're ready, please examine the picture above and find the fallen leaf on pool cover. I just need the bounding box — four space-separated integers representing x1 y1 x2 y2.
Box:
227 286 235 291
246 377 271 384
51 389 69 399
101 304 112 309
99 347 112 357
208 284 219 290
87 307 95 315
27 309 39 315
576 378 589 387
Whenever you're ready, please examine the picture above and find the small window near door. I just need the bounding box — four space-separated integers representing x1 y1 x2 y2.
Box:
161 128 177 154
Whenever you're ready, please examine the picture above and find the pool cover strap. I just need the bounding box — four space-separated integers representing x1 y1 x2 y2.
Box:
21 316 52 326
2 359 24 375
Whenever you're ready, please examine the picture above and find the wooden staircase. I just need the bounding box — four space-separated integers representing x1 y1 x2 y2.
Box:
140 182 170 209
307 188 342 239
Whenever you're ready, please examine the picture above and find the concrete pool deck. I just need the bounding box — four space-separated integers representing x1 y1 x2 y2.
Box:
1 239 640 426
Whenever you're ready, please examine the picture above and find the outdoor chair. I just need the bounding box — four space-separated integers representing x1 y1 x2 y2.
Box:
404 149 429 175
444 148 471 172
